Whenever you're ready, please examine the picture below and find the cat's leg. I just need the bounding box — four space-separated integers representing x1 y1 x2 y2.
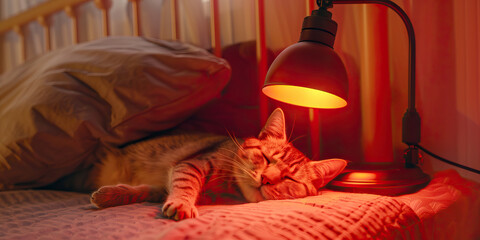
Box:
91 184 165 208
162 159 209 221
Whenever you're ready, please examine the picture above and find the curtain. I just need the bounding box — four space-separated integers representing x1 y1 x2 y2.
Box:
0 0 478 182
332 0 479 182
410 0 480 182
328 0 479 182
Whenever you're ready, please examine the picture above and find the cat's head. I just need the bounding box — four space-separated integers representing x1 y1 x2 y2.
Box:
234 108 347 202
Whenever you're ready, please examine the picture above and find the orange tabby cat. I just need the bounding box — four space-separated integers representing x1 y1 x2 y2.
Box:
84 108 346 220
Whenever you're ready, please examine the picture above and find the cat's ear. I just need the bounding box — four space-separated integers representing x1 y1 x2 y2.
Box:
308 159 347 189
258 108 287 141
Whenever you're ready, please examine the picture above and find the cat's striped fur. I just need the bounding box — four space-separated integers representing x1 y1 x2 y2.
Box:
81 108 346 220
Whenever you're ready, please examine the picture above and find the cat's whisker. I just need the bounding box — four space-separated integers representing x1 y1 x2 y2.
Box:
217 147 238 158
216 150 254 176
215 156 252 176
225 129 245 154
287 112 297 143
210 155 256 181
209 159 256 181
215 159 256 180
206 169 254 184
289 134 307 145
207 175 233 182
210 164 244 176
218 147 244 163
214 153 247 169
233 137 245 152
215 150 242 162
209 174 251 182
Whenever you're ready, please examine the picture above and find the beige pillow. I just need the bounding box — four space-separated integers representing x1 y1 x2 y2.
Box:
0 36 231 189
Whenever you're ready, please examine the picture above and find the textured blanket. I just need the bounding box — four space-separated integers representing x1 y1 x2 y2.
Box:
2 170 479 240
0 189 419 240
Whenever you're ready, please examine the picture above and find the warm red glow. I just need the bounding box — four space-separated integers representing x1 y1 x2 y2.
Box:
262 85 347 109
346 172 378 181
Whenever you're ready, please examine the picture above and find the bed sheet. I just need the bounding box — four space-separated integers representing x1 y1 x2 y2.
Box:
0 170 478 240
394 169 480 240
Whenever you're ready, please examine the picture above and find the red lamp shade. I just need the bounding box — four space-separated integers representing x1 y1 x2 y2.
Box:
263 8 348 109
263 41 348 109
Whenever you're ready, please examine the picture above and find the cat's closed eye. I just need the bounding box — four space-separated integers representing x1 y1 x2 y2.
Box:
262 152 279 165
262 153 270 164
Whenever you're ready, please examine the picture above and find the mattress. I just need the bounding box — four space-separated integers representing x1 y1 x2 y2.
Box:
1 170 478 240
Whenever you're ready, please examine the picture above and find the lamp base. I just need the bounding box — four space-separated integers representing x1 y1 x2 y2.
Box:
327 165 430 196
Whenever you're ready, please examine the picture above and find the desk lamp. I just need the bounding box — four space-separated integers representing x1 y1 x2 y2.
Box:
263 0 429 195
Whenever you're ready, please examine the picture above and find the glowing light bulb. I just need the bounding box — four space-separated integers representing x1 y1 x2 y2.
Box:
262 85 347 109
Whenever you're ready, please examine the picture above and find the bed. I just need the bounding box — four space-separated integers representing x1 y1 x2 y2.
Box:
1 170 479 239
1 1 479 239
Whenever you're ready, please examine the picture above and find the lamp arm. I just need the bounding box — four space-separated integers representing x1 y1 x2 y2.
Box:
331 0 421 151
331 0 415 111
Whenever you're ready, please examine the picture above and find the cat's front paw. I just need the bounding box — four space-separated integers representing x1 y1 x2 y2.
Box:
162 199 198 221
91 184 145 208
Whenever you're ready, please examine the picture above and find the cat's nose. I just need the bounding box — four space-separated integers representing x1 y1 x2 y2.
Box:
261 173 280 185
261 174 271 185
261 166 282 185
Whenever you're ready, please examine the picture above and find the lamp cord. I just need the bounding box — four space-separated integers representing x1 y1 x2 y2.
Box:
415 144 480 175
